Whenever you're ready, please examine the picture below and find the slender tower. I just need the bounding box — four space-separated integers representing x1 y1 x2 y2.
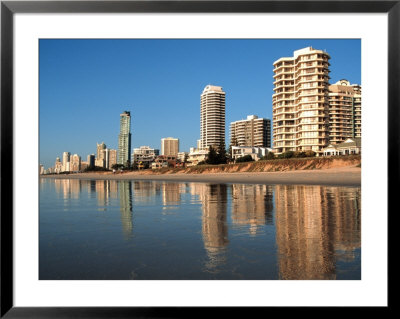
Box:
200 85 226 149
118 111 132 166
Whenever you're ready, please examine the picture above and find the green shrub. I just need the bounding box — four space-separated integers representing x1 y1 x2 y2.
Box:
293 151 306 158
235 155 254 163
278 151 295 159
304 150 316 157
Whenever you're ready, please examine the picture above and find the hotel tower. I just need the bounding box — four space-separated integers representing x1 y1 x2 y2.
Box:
272 47 331 155
328 79 362 144
118 111 132 165
200 85 226 149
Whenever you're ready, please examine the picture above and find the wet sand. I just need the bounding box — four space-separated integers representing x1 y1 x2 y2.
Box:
41 166 361 187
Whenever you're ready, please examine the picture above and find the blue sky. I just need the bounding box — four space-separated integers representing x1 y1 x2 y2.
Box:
39 39 361 168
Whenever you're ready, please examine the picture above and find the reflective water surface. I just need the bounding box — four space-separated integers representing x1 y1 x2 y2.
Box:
39 178 361 280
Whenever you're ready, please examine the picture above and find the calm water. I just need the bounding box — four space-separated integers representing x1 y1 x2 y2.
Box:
39 178 361 280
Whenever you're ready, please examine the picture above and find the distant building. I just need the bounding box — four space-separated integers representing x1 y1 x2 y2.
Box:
39 164 44 175
118 111 132 166
132 146 159 166
95 158 105 168
54 157 62 174
161 137 179 157
322 138 361 156
151 155 177 169
70 154 81 172
97 142 106 161
107 149 117 169
231 146 273 161
62 152 70 172
328 80 362 144
80 161 89 171
230 115 271 148
200 85 226 149
87 154 95 168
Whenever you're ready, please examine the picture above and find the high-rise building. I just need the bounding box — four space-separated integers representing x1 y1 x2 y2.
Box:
200 85 226 149
87 154 95 168
70 154 81 172
118 111 132 165
62 151 70 172
107 149 118 169
97 142 106 161
161 137 179 157
54 157 62 174
272 47 331 155
230 115 271 148
328 79 362 144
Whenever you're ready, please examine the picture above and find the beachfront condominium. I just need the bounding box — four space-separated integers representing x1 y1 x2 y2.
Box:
272 47 330 155
230 115 271 148
118 111 132 165
161 138 179 157
328 79 362 144
200 85 226 149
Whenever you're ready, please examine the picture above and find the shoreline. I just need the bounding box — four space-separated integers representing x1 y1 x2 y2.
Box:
41 166 361 187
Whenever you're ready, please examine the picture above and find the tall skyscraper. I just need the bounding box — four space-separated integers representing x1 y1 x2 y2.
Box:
161 137 179 157
118 111 132 165
62 151 70 172
230 115 271 148
272 47 330 155
96 142 106 160
200 85 226 149
328 79 362 144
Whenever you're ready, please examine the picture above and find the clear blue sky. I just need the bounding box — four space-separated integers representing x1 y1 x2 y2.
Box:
39 39 361 168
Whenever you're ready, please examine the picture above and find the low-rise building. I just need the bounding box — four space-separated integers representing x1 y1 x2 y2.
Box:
151 155 177 169
132 146 159 166
232 146 273 161
177 152 188 163
187 147 209 166
322 138 361 156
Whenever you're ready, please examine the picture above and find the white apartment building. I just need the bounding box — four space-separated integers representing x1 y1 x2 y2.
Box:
231 146 273 161
187 147 209 166
230 115 271 148
273 47 331 156
200 85 226 149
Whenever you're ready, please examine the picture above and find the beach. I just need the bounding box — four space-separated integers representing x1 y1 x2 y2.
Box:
41 166 361 187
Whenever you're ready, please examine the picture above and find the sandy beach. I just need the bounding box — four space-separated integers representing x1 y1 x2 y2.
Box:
41 166 361 187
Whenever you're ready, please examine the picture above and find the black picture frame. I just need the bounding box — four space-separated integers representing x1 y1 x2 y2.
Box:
1 0 395 317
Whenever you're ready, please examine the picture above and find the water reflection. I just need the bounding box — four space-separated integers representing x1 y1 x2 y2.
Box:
120 181 133 239
231 184 274 235
47 178 361 279
274 185 361 280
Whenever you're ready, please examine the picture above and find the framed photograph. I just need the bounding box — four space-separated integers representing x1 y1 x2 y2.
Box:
1 0 395 317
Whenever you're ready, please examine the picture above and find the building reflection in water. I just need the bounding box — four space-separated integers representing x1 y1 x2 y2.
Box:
119 181 133 239
190 183 228 273
231 184 274 235
274 185 361 280
53 179 133 239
